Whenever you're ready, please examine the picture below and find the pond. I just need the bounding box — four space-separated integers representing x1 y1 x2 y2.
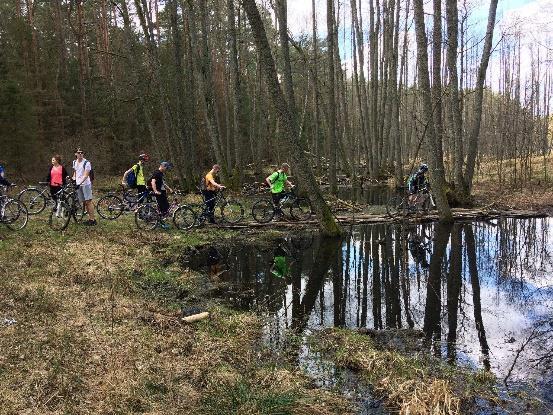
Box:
189 218 553 409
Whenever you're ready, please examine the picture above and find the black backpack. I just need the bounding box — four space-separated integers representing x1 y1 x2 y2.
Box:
199 174 207 191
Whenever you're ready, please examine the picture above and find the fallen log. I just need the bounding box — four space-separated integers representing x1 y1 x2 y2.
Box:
217 209 549 229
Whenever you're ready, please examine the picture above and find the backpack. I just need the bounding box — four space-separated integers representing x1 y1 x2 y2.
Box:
199 174 207 192
126 164 141 188
73 159 94 183
269 170 283 185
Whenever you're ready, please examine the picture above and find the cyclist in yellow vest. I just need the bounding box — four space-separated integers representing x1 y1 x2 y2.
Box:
122 153 150 198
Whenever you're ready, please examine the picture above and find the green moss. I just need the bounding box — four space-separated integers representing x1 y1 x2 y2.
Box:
200 376 298 415
131 266 189 308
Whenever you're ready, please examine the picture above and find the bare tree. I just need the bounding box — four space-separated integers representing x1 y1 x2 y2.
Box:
240 0 342 236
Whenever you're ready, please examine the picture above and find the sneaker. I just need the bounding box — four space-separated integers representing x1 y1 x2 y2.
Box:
83 219 97 226
160 223 170 230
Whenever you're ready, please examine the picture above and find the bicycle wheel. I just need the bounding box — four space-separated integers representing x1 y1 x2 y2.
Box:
135 203 159 230
49 201 71 231
251 199 275 223
290 198 313 221
70 197 86 223
221 200 244 224
173 205 196 231
386 194 406 216
96 194 124 220
4 199 28 230
18 188 46 215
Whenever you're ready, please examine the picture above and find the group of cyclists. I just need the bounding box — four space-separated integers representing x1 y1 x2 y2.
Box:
0 148 299 229
0 147 432 230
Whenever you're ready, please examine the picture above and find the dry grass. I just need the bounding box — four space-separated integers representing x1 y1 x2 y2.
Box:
0 220 352 415
314 328 497 415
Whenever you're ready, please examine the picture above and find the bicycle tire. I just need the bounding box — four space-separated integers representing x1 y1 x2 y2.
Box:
135 203 159 230
96 194 124 220
251 199 275 223
173 205 196 231
49 201 71 231
68 195 86 223
18 188 47 215
221 200 244 224
386 194 406 216
4 199 28 230
289 197 313 221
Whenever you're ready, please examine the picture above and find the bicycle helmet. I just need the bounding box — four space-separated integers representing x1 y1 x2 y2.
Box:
419 163 428 172
139 153 150 162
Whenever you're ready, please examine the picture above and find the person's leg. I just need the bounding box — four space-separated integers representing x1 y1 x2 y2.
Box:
158 191 169 217
136 185 147 201
272 192 284 217
204 190 216 222
50 186 61 205
79 184 95 223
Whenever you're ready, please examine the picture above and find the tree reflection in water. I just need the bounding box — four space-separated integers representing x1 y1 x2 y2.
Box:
205 218 552 387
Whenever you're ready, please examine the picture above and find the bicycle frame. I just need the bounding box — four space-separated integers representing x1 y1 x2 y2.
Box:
199 190 226 214
123 187 152 209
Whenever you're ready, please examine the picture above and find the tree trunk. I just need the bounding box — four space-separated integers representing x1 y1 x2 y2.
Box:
445 0 465 194
327 0 338 194
463 0 499 194
241 0 342 236
413 0 452 221
227 0 244 184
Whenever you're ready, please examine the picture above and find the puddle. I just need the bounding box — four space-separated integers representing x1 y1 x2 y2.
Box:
187 218 553 412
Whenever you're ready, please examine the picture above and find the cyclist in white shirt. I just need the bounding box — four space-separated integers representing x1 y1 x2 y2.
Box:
72 148 96 226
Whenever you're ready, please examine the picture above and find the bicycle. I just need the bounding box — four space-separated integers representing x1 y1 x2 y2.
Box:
188 188 244 226
17 182 55 215
135 191 196 231
0 185 29 230
96 185 156 220
48 183 86 231
386 184 436 217
251 186 313 224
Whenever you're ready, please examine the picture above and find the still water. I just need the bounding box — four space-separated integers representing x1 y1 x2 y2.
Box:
193 218 553 405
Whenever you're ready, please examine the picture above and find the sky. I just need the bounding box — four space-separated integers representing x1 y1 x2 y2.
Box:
283 0 553 92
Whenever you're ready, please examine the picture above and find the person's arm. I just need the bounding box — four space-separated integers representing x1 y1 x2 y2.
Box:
81 167 90 183
151 178 160 194
208 176 224 190
266 172 277 188
71 162 76 181
62 167 68 185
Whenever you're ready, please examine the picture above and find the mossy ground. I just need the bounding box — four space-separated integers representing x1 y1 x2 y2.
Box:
0 218 352 414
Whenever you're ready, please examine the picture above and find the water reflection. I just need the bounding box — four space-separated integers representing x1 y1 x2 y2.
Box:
195 218 553 395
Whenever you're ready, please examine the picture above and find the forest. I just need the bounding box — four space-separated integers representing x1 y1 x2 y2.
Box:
1 0 551 209
1 2 553 414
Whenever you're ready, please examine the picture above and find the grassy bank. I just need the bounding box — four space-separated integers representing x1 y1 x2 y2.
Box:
312 329 498 415
0 220 351 414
